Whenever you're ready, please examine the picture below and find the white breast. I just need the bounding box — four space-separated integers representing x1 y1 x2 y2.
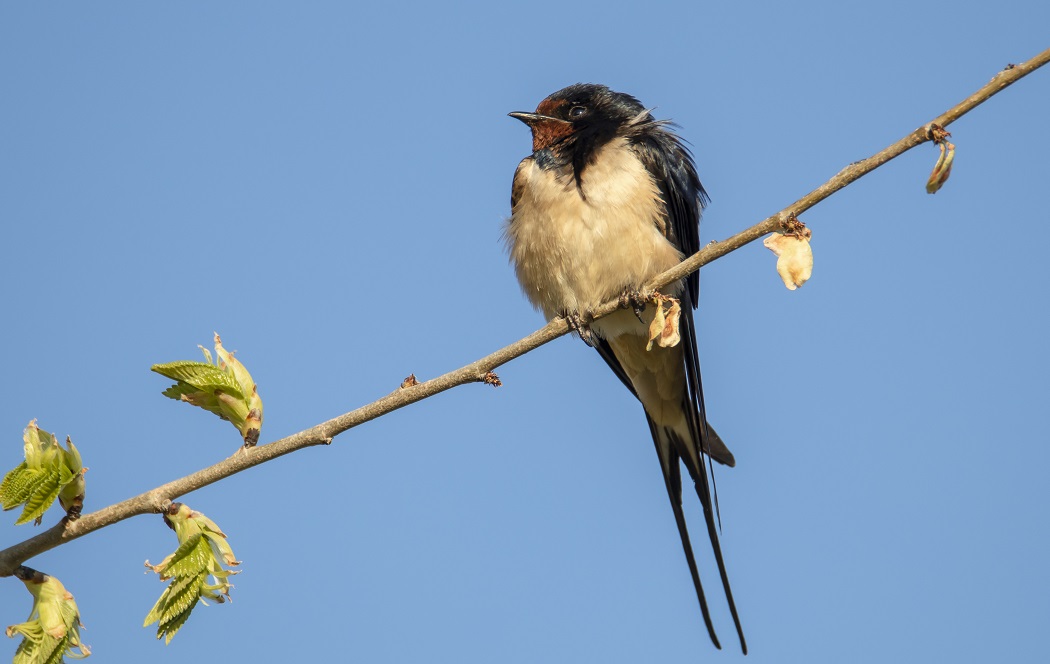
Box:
506 137 684 338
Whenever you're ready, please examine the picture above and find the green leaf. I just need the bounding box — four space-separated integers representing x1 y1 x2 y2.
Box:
3 423 87 525
0 462 31 509
161 572 206 623
151 361 245 399
157 592 199 644
153 334 264 446
8 568 90 662
160 382 197 400
148 571 204 643
144 503 240 644
11 634 64 664
160 382 228 421
3 466 51 515
162 535 213 579
15 466 62 525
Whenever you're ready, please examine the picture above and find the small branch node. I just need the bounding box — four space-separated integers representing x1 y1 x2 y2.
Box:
776 212 798 233
927 123 952 143
782 215 811 239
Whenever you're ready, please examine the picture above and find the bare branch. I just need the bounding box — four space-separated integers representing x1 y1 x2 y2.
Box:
1 47 1047 577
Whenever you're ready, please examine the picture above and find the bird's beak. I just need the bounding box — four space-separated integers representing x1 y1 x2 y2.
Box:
508 111 569 127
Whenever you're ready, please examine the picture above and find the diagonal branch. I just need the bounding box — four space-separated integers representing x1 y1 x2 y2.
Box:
1 46 1047 577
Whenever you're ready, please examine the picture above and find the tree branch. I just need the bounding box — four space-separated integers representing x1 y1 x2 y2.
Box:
1 46 1047 577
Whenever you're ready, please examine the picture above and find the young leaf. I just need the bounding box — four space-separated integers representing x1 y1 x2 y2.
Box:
143 502 241 644
151 333 264 446
6 566 90 662
151 361 245 399
1 422 87 525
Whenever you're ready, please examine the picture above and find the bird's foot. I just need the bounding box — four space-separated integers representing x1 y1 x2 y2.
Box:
619 288 650 323
564 309 595 347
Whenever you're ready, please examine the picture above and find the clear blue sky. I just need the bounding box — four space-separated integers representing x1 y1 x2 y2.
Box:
2 2 1048 662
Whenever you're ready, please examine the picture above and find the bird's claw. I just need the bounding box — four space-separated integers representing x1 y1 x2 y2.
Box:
619 288 649 323
564 310 595 347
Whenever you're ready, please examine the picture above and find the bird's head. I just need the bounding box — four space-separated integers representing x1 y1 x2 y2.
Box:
509 83 651 155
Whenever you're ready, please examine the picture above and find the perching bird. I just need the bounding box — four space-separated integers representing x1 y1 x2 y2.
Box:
505 83 746 653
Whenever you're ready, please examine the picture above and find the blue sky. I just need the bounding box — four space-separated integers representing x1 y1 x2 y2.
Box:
2 2 1048 662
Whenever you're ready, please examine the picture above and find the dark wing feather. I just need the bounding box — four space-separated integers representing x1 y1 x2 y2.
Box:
597 311 726 650
679 291 747 654
625 123 747 653
629 122 708 303
647 415 722 650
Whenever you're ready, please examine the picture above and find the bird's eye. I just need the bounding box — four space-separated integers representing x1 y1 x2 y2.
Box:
568 105 587 119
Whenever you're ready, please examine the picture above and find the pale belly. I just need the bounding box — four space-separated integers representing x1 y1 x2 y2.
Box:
506 138 684 340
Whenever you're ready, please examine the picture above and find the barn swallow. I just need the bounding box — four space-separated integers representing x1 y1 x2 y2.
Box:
506 84 746 653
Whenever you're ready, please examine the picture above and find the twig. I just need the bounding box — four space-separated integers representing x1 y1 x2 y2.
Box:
1 47 1047 577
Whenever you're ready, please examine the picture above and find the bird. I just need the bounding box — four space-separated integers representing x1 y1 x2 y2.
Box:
505 83 746 653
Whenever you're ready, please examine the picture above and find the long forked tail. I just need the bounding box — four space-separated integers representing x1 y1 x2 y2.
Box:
648 418 748 654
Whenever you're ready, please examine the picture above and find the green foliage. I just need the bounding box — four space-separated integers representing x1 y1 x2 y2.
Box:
144 503 240 644
6 566 90 662
152 333 264 446
0 422 86 525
